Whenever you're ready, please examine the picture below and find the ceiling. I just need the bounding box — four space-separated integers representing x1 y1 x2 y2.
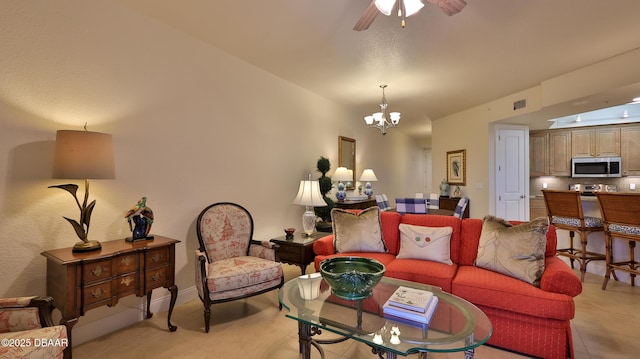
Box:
112 0 640 142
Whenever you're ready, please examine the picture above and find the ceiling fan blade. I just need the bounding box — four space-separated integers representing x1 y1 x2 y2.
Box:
353 1 380 31
425 0 467 16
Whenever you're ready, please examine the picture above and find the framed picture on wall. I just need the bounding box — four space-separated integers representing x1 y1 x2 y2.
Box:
446 149 466 186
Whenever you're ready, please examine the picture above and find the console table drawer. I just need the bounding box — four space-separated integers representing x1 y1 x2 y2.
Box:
145 266 168 289
83 282 112 306
116 274 138 295
116 254 139 274
146 247 169 268
83 260 112 284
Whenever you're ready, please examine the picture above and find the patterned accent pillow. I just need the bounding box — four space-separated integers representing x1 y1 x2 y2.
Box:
397 224 453 264
332 207 387 253
475 215 549 287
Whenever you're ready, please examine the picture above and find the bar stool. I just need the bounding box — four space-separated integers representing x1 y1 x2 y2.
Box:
595 192 640 290
542 190 605 282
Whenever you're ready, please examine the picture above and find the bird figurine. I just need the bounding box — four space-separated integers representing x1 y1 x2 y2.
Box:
124 197 154 241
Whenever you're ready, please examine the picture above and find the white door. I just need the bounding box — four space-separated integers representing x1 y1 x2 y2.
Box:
495 126 529 220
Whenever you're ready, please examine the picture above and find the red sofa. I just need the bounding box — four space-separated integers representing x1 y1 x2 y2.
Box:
313 211 582 359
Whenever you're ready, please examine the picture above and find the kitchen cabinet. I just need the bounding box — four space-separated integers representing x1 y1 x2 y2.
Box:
529 130 571 177
549 130 572 176
571 128 620 158
529 131 547 176
529 197 547 220
621 125 640 176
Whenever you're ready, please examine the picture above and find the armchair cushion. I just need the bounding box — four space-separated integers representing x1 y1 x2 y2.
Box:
205 256 283 293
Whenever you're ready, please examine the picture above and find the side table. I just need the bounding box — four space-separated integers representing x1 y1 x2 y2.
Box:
270 232 324 275
41 235 180 359
334 198 377 210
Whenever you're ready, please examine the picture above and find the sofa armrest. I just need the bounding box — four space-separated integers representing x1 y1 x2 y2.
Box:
539 256 583 297
312 234 335 255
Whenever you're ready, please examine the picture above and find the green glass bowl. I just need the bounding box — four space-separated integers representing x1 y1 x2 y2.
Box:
319 256 386 300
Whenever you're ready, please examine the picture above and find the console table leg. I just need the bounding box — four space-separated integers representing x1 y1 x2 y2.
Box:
167 284 178 332
145 291 154 319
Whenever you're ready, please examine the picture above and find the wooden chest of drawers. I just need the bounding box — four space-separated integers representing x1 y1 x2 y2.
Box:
41 236 180 358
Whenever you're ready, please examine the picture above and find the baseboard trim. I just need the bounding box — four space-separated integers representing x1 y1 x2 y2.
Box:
73 286 198 346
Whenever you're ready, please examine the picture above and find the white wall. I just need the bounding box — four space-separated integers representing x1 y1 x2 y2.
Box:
0 1 424 343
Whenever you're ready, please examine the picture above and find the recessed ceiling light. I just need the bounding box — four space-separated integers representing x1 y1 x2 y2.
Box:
633 97 640 103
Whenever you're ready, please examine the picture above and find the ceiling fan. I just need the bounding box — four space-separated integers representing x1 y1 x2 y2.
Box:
353 0 467 31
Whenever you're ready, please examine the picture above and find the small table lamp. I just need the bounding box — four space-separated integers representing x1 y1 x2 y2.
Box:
359 169 378 199
332 166 352 202
292 174 327 236
50 129 115 252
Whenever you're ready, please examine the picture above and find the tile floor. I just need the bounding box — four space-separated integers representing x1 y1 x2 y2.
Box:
74 265 639 358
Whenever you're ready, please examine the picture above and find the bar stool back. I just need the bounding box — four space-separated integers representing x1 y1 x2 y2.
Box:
595 192 640 290
542 189 605 281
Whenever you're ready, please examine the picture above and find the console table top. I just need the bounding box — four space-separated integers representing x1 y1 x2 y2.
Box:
41 235 180 264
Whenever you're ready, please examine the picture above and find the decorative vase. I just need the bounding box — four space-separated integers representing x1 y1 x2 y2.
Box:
439 179 450 197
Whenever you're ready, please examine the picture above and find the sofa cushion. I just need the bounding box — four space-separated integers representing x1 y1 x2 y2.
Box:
475 216 548 286
400 214 462 265
386 259 458 293
332 207 387 253
452 265 576 321
397 224 453 265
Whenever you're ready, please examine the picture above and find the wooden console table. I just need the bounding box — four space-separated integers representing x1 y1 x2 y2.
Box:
41 235 180 358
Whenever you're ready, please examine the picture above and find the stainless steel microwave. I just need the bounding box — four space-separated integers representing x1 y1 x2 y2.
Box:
571 156 621 178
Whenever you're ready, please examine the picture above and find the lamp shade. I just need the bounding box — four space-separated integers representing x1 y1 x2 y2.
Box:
52 130 115 179
333 167 352 182
292 180 327 207
359 169 378 182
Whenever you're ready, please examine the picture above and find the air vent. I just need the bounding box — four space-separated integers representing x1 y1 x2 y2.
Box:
513 99 527 111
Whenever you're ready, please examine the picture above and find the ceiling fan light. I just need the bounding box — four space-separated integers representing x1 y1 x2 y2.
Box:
404 0 424 16
374 0 396 16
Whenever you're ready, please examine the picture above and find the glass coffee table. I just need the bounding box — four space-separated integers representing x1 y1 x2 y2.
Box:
279 276 492 358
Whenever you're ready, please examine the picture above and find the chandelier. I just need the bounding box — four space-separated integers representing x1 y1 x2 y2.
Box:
364 84 401 135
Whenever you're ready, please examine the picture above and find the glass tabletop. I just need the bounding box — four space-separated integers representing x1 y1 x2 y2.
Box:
279 276 492 356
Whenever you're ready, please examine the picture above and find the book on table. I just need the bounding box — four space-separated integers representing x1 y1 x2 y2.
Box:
386 286 434 313
383 295 439 325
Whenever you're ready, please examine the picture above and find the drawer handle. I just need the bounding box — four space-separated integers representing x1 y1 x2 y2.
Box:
121 256 134 266
151 253 164 263
121 276 134 287
151 272 163 282
91 265 104 277
91 287 105 298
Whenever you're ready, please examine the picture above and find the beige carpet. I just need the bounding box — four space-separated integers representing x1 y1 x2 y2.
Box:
74 265 639 358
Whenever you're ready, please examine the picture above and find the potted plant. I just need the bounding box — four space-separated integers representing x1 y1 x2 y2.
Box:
314 156 335 232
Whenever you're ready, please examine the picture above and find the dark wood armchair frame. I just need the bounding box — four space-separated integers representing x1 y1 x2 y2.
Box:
196 202 284 333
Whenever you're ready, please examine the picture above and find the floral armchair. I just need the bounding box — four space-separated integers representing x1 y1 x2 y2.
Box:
0 296 68 359
195 202 284 333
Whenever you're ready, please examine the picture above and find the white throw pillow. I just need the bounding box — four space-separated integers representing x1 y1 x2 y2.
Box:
397 224 453 265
